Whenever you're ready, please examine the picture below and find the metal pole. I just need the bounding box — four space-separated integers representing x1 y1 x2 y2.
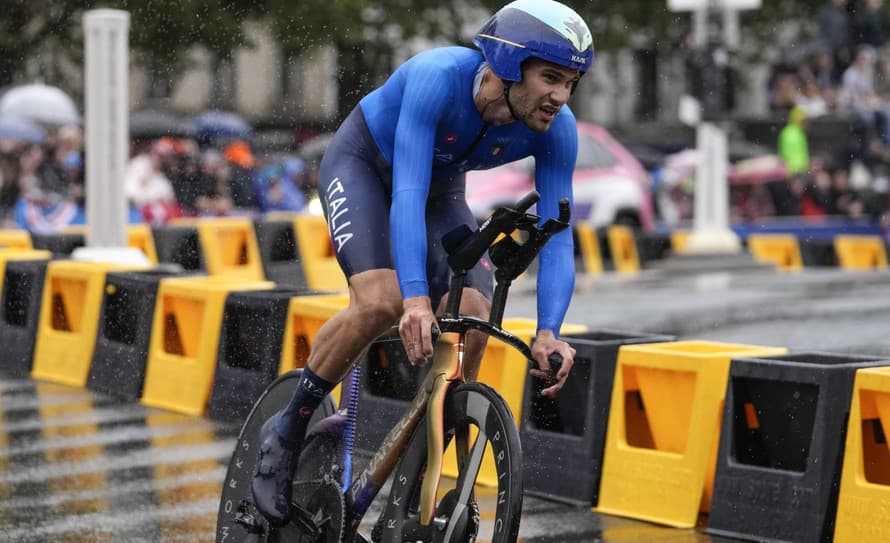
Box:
83 10 130 249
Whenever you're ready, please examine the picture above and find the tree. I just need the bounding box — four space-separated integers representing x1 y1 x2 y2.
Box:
0 0 265 93
0 2 89 89
265 0 491 123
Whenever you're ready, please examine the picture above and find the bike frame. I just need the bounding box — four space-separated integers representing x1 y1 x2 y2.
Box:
340 286 535 531
325 192 567 534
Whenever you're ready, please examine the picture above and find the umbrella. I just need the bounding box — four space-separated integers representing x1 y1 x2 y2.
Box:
192 110 252 139
297 133 335 166
0 84 80 127
0 115 47 144
130 108 197 139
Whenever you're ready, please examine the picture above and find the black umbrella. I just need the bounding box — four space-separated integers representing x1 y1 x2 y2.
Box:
130 109 197 139
192 110 252 139
297 133 335 166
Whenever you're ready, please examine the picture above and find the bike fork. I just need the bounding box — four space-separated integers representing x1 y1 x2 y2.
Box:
419 333 464 525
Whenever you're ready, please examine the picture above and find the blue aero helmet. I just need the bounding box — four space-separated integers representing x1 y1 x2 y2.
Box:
474 0 595 83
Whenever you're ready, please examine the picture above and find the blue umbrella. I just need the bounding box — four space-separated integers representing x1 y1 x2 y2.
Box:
0 115 47 144
192 110 252 139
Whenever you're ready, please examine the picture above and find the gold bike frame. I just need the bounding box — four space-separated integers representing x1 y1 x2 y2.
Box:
418 333 464 524
352 333 466 526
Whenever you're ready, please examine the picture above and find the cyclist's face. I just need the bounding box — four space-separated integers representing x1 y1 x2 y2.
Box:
511 59 580 132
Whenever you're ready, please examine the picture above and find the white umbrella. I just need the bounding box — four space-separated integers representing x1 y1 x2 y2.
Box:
0 84 80 128
0 115 47 144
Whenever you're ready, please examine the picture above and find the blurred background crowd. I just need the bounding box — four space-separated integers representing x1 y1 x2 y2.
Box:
0 101 323 233
3 0 890 237
758 0 890 226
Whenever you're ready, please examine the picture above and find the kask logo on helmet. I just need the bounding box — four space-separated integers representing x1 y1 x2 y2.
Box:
562 17 592 52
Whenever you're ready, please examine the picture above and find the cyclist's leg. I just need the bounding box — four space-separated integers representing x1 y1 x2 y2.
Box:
305 270 402 382
251 106 402 525
426 177 493 382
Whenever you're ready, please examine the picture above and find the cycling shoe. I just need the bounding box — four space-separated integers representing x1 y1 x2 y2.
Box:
250 414 298 527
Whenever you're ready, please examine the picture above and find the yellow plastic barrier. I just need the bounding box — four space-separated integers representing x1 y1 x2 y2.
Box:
834 235 888 270
167 217 202 226
747 233 803 271
0 229 32 250
197 217 265 280
596 340 787 528
127 224 158 264
293 215 348 292
140 276 274 416
607 225 640 273
834 367 890 542
574 223 603 275
280 293 350 405
31 260 148 387
442 318 588 487
670 230 691 255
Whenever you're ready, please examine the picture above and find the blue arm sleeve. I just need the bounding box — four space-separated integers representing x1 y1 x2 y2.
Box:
390 62 454 299
533 111 578 334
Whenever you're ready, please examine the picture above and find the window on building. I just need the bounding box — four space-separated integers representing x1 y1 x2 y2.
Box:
211 55 236 109
281 52 303 99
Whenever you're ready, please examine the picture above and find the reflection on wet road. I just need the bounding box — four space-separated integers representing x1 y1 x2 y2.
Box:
0 375 727 542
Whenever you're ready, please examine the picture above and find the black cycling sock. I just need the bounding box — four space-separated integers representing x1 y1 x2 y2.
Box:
274 366 336 444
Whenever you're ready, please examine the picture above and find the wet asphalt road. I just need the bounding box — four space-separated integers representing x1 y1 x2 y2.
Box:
3 262 890 542
0 376 728 543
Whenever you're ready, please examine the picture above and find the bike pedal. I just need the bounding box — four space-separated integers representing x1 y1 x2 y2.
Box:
234 500 267 535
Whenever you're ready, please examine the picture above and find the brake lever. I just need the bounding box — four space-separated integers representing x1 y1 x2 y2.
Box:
539 198 571 234
547 352 563 381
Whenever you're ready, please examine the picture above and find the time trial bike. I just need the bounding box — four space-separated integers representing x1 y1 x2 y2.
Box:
216 191 570 542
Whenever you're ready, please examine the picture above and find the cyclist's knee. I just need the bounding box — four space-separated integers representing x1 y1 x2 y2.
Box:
347 269 402 325
352 296 403 327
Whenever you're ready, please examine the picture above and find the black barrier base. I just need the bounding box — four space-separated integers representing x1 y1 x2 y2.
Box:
88 269 184 400
707 352 890 543
800 238 838 267
353 337 431 453
208 288 312 422
638 233 672 263
30 233 85 256
254 220 307 288
152 225 204 271
0 260 49 376
520 330 674 506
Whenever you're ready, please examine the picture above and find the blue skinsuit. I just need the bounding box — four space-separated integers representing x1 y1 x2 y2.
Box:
319 46 576 333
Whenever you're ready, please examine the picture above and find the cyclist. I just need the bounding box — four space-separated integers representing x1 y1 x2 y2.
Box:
251 0 594 526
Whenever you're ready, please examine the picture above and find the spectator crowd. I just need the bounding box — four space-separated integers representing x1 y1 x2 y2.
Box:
5 1 890 236
766 0 890 227
0 116 319 233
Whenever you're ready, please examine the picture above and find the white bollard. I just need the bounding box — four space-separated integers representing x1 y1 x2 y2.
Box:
684 122 742 255
82 10 131 252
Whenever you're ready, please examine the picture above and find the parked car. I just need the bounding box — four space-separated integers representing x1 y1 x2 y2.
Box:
465 121 655 232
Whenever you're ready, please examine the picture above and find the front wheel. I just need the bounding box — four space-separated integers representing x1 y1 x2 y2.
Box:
375 382 523 543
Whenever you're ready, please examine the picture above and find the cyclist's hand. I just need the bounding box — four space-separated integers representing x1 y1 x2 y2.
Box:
529 330 576 398
399 296 437 365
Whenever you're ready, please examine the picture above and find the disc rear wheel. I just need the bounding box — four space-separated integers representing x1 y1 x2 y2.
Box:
216 370 337 542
